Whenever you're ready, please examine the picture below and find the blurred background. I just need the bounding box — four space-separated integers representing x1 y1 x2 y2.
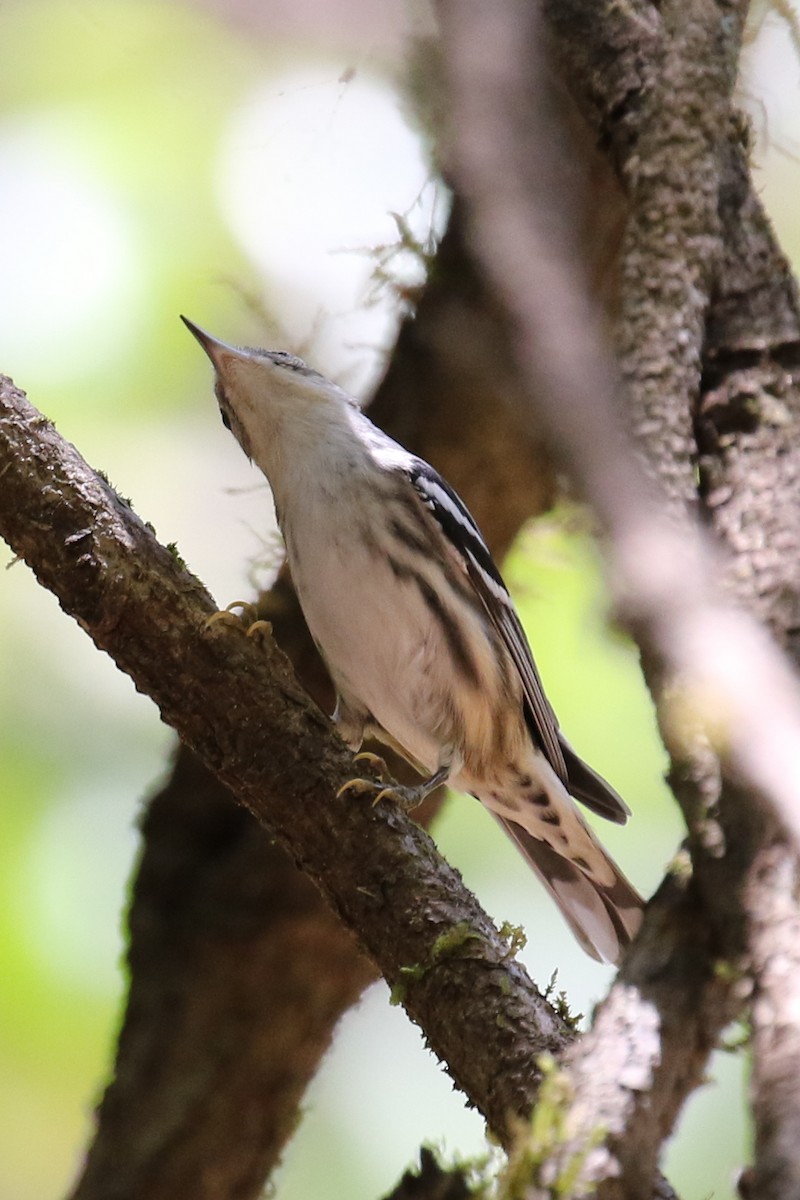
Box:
1 2 798 1197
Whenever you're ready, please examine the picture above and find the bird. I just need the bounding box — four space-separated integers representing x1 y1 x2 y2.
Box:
182 316 644 963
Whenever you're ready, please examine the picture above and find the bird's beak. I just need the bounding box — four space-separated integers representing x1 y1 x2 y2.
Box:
180 315 240 368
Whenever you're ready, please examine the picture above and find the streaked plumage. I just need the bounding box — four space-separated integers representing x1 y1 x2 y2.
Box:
183 317 644 963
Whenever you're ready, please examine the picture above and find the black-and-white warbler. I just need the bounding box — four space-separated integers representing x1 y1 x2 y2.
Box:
183 317 643 963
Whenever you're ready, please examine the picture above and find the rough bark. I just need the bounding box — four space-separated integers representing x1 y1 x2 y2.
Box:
545 2 800 1195
71 750 376 1200
741 843 800 1200
614 0 739 508
438 0 800 1195
381 1148 473 1200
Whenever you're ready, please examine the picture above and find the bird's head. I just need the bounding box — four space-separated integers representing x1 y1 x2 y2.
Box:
181 316 355 468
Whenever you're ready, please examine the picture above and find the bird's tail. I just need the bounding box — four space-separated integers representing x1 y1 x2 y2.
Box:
495 815 643 965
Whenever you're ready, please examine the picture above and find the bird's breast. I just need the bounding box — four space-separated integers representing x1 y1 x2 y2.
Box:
283 505 465 770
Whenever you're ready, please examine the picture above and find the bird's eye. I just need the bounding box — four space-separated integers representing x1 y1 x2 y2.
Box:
220 410 232 431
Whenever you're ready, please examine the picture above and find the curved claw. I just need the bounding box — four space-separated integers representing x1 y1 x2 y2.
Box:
225 599 260 623
337 759 431 812
205 601 266 635
353 751 390 781
246 618 273 640
205 609 245 631
336 777 377 800
374 785 402 808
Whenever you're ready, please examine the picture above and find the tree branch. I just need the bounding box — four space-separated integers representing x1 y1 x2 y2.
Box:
438 0 800 1193
70 749 376 1200
614 0 740 508
741 842 800 1199
549 0 800 1189
0 374 573 1148
543 3 800 1193
381 1147 474 1200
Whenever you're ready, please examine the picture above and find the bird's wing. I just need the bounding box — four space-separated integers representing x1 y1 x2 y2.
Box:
557 733 630 823
406 461 568 783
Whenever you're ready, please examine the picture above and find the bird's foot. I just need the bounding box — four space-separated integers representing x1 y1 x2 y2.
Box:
205 601 272 640
337 752 392 805
336 755 430 812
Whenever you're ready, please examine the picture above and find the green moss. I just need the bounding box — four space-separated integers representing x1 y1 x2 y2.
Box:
498 920 527 959
430 919 482 960
165 541 187 569
390 920 484 1005
498 1056 605 1199
543 970 583 1032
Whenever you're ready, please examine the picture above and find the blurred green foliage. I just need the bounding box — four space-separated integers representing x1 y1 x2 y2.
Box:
3 1 797 1197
